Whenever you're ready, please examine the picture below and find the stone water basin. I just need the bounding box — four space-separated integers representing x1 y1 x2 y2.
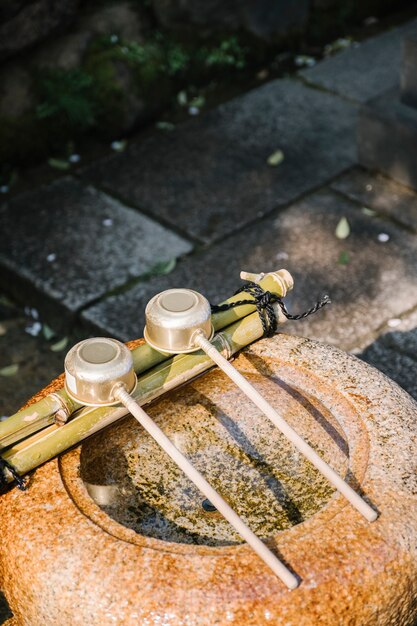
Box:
1 334 416 625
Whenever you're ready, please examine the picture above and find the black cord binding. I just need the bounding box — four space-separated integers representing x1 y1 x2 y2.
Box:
0 456 27 491
211 281 330 338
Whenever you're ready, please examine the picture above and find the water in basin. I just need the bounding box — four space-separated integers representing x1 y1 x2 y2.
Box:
80 370 349 546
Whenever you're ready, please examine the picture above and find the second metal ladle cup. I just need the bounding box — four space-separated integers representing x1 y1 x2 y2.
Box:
144 285 378 524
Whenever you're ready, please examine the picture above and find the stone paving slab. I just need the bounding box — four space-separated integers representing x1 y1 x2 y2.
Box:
80 79 357 244
360 308 417 400
358 86 417 189
401 32 417 107
331 167 417 232
299 18 417 103
0 177 192 321
81 188 417 351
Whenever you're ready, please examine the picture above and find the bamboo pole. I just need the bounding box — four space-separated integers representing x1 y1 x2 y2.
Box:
0 270 292 450
2 308 271 481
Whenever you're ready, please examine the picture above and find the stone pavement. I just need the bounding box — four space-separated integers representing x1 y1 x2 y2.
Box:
81 79 357 243
1 16 417 420
0 178 191 323
299 17 417 103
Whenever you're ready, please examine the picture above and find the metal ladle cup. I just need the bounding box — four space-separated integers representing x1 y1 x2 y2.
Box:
143 287 378 525
144 288 213 354
64 337 137 405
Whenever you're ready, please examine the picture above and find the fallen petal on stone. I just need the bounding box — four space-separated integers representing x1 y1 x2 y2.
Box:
362 207 377 216
335 217 350 239
42 324 55 340
0 364 19 377
111 140 127 152
25 321 42 337
48 158 70 171
50 337 69 352
387 318 402 328
267 149 285 167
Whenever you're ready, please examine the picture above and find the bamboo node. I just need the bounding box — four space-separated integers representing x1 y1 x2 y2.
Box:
49 393 72 426
214 332 233 360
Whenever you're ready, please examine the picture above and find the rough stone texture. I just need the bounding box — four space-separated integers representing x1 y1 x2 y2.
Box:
360 308 417 400
331 167 417 232
0 177 192 322
401 32 417 108
152 0 309 41
82 189 417 351
358 87 417 190
0 0 79 61
1 335 417 625
299 18 417 103
81 79 357 244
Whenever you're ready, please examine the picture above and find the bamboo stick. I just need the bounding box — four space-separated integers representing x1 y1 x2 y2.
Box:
0 270 292 450
193 332 377 523
114 384 298 589
2 309 270 481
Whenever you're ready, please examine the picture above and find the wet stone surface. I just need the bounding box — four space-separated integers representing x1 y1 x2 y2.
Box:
81 78 357 243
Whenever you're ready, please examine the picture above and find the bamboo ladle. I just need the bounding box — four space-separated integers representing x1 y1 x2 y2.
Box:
64 337 299 590
143 287 378 524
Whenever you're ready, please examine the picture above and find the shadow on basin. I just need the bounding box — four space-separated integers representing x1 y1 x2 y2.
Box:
80 440 238 547
243 351 379 515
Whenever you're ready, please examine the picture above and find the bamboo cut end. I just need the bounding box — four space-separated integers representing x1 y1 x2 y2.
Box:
240 269 294 297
